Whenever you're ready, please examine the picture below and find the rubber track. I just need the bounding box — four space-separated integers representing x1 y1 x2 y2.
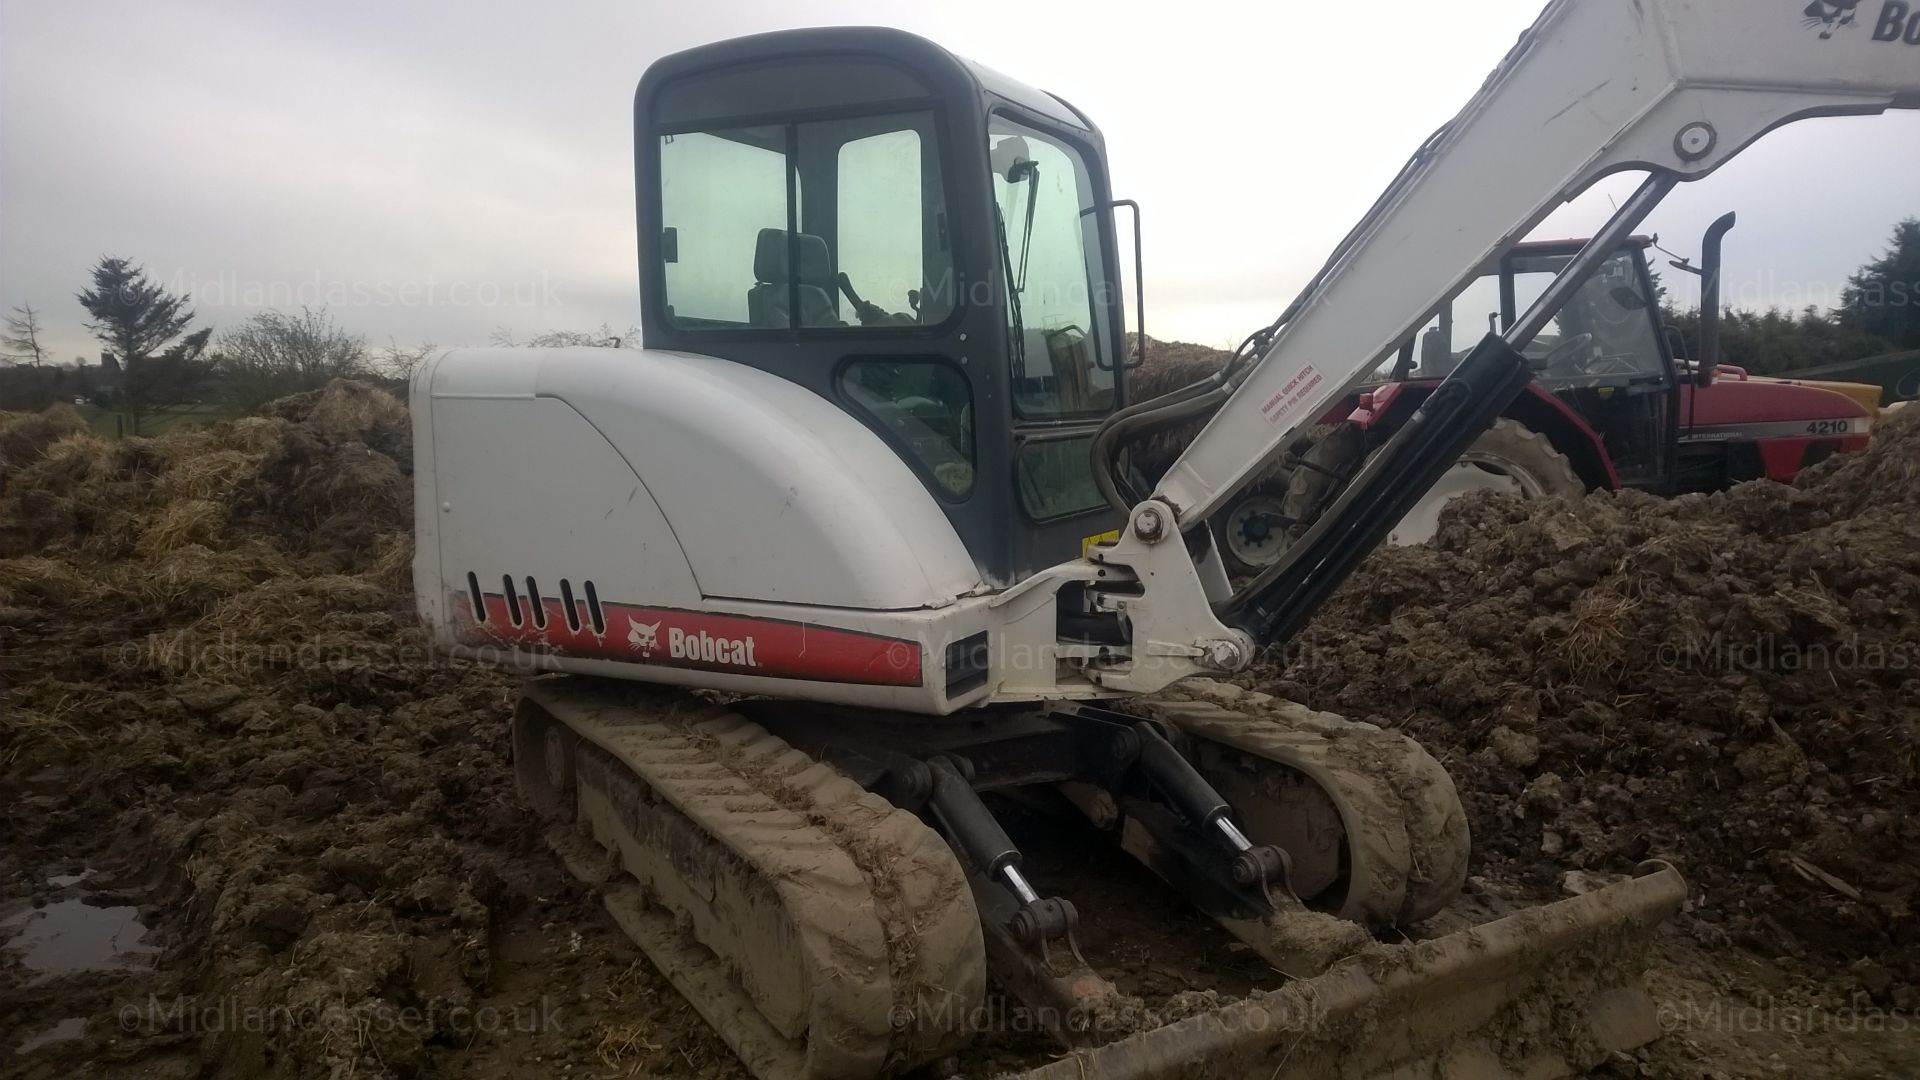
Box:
1140 679 1471 927
522 680 986 1080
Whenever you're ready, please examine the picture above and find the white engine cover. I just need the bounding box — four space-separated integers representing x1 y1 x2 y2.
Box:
411 346 1038 715
418 346 981 609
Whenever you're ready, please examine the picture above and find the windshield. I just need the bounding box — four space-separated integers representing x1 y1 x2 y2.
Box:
1509 251 1665 386
988 115 1116 419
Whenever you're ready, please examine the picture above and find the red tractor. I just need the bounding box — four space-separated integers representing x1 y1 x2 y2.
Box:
1216 213 1882 572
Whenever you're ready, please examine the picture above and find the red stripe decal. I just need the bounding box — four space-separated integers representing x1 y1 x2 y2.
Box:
456 592 923 687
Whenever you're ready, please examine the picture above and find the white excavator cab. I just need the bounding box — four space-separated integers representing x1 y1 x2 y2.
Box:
635 29 1136 586
413 29 1164 716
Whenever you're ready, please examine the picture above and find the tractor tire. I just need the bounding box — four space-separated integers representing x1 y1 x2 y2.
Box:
1386 418 1583 544
1209 424 1348 578
1269 417 1583 556
1459 417 1585 498
1209 425 1357 577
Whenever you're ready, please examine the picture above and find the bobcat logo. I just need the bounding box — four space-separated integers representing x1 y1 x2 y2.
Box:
1803 0 1863 37
627 619 661 657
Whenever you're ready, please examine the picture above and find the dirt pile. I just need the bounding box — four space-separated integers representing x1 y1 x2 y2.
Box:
1124 337 1233 479
1128 337 1233 402
1123 338 1323 496
1263 408 1920 992
6 373 1916 1076
0 384 726 1078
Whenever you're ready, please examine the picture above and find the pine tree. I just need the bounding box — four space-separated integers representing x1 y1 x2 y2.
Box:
76 257 207 431
1840 219 1920 350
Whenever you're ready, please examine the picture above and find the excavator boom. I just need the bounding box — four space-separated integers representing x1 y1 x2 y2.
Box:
1154 0 1920 528
1095 0 1920 694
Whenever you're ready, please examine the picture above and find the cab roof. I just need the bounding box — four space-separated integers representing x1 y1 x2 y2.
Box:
636 26 1092 134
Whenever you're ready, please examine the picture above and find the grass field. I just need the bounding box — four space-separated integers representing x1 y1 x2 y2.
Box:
74 402 242 438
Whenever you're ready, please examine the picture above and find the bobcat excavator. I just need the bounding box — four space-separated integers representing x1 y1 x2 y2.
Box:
411 1 1920 1076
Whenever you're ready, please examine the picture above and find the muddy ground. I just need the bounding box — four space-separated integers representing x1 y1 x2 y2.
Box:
2 382 1917 1078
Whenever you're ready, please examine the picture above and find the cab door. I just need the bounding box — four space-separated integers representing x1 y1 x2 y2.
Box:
1501 245 1680 492
986 111 1129 575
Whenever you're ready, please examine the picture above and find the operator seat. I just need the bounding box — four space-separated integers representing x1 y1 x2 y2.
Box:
1419 326 1457 378
748 228 842 328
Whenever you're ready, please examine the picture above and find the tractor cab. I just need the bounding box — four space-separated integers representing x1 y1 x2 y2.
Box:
1401 218 1876 496
633 28 1135 586
1408 237 1679 490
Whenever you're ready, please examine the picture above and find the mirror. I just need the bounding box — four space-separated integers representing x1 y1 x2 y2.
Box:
989 136 1032 182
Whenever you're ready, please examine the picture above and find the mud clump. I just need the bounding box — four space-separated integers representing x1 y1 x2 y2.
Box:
1125 337 1232 479
1126 338 1303 495
0 384 715 1078
1261 408 1920 992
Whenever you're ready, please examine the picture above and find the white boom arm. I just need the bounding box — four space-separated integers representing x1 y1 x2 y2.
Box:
1086 0 1917 694
1154 0 1920 526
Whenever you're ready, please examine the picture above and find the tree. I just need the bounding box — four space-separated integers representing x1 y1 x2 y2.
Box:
375 337 436 382
1654 221 1917 377
1659 304 1890 377
213 307 368 406
78 258 195 366
2 303 50 366
489 323 638 348
1839 218 1920 350
130 327 214 409
76 257 207 430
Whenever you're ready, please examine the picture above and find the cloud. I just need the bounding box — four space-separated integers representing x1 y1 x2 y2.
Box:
3 0 1916 362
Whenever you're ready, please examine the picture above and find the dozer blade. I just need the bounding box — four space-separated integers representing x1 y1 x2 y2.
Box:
1011 862 1687 1080
1048 679 1685 1077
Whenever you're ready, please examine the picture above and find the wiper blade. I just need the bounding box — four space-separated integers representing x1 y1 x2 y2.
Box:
1012 162 1039 293
995 205 1027 380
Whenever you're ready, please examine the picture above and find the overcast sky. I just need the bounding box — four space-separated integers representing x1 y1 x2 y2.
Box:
3 0 1917 364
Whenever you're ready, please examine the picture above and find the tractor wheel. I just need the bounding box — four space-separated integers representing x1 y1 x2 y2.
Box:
1214 486 1293 577
1280 422 1366 539
1211 425 1359 577
1387 418 1583 544
1263 418 1582 558
1460 417 1585 496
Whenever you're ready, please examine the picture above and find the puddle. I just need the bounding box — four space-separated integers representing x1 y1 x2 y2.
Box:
45 870 93 889
16 1017 86 1055
0 899 159 981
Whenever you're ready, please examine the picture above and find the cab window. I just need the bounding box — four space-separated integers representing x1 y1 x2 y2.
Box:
659 127 790 326
1508 251 1666 386
654 59 955 332
838 129 933 325
1017 435 1104 520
